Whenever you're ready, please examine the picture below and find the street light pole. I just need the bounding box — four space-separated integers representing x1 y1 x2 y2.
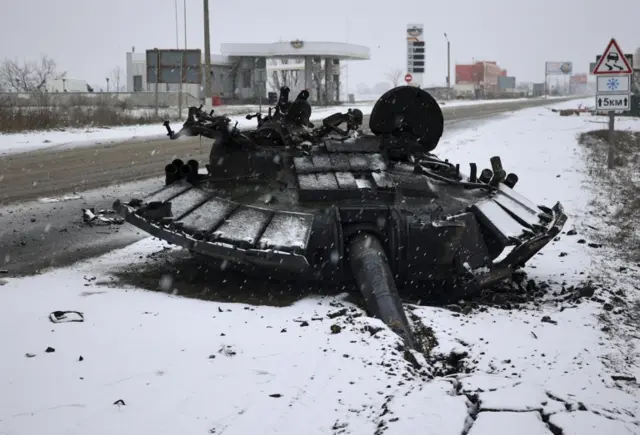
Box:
203 0 212 104
178 0 187 119
174 0 179 49
444 33 451 99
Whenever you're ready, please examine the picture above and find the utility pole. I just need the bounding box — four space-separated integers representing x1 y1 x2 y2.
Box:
345 17 349 103
175 0 182 118
179 0 187 119
154 49 160 117
444 33 451 99
174 0 179 49
203 0 212 103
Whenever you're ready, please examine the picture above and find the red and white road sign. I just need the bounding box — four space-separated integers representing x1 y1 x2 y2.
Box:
593 38 633 75
404 73 413 83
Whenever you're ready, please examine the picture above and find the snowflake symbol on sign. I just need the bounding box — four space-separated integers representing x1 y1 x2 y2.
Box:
607 78 619 91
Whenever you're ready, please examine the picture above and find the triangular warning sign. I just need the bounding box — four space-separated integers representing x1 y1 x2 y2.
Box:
593 38 633 75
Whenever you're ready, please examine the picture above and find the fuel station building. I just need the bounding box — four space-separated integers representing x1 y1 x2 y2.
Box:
125 40 370 104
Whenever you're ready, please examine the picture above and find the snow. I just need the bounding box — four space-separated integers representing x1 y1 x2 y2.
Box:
468 411 551 435
0 97 566 156
352 94 568 107
2 97 640 434
0 104 375 156
0 240 462 435
478 384 549 412
549 411 638 435
438 96 565 108
409 97 640 432
37 194 82 203
258 212 312 251
474 199 529 239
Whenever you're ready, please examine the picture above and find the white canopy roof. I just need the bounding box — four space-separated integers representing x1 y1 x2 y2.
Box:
220 41 370 60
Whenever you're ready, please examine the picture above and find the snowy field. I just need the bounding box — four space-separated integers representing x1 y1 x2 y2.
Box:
1 98 639 435
0 104 373 156
0 96 569 156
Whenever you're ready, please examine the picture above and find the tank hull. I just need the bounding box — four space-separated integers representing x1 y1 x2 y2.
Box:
110 86 568 346
113 173 566 297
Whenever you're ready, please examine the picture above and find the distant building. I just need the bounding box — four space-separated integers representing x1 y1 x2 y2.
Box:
45 78 90 93
125 41 370 103
455 60 508 97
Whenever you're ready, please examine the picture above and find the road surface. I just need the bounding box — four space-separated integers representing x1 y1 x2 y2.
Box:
0 97 576 276
0 98 574 204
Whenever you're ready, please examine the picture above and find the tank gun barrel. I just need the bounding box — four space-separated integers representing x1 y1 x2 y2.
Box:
347 233 416 349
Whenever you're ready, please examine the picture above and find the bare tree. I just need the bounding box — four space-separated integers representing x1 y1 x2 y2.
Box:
312 66 325 104
268 58 302 91
109 66 125 92
0 55 66 92
228 60 242 99
384 68 403 88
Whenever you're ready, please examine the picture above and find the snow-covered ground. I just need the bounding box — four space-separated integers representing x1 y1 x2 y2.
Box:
1 98 639 435
0 104 375 156
0 96 571 156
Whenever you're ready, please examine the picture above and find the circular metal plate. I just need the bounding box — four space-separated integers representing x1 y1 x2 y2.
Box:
369 86 444 152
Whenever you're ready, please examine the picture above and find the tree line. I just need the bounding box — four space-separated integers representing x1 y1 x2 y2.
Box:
0 55 125 93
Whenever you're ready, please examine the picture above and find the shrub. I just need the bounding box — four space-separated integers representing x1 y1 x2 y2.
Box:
0 96 173 133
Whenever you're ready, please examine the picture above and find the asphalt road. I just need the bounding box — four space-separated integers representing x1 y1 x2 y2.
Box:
0 98 575 204
0 97 576 276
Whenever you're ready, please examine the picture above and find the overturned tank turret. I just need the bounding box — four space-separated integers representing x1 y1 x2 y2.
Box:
113 86 567 347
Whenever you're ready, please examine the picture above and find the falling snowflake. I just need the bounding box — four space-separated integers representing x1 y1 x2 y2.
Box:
607 78 619 91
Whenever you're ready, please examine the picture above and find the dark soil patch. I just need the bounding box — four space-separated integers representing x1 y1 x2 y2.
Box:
99 247 348 307
100 244 585 315
578 129 640 263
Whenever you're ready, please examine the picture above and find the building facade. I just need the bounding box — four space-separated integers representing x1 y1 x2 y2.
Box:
454 60 508 97
125 41 370 104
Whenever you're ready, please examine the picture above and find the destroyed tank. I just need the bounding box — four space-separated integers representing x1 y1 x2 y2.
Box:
113 86 567 347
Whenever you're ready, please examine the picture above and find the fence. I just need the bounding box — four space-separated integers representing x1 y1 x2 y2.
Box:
0 92 201 108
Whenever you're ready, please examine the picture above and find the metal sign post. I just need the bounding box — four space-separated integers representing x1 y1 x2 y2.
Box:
406 24 424 88
179 50 184 120
593 38 633 169
544 61 573 96
155 50 160 118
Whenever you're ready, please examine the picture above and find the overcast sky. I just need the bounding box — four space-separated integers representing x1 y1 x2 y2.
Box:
3 0 639 90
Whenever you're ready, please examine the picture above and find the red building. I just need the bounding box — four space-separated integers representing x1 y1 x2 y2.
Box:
455 64 476 83
455 60 508 96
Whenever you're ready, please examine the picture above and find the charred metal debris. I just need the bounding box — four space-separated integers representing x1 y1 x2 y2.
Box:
111 86 567 348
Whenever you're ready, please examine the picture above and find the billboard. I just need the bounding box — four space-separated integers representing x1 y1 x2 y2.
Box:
406 23 425 87
545 61 573 75
570 74 588 84
146 49 203 84
497 76 516 90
